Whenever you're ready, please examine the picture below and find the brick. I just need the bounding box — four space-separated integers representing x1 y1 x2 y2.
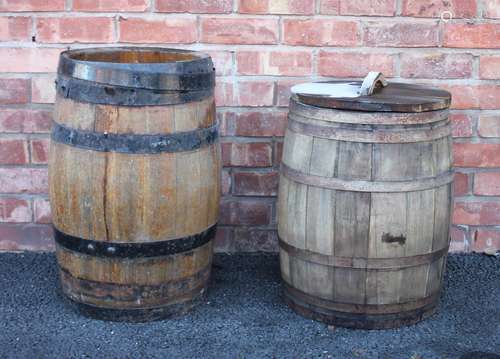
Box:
32 74 57 104
0 0 65 11
364 21 439 47
0 17 31 41
453 201 500 225
219 199 271 225
37 17 114 43
274 141 283 165
215 80 236 107
449 226 467 252
0 168 48 194
237 50 312 76
0 48 60 73
201 17 278 44
483 0 500 18
233 171 279 196
454 172 469 196
34 198 51 224
283 19 360 46
0 139 28 165
0 198 31 223
207 51 233 76
402 0 477 18
222 142 272 167
30 138 50 164
213 226 234 252
0 224 54 251
276 79 301 107
453 143 500 167
478 115 500 137
340 0 396 16
319 0 339 14
450 113 473 137
444 24 500 48
443 85 500 110
119 17 196 43
0 79 30 105
472 230 500 253
473 172 500 196
157 0 231 13
0 109 52 133
400 53 473 79
222 111 287 137
238 0 314 14
73 0 148 11
480 56 500 79
221 170 231 195
318 51 395 77
233 228 278 252
215 80 275 107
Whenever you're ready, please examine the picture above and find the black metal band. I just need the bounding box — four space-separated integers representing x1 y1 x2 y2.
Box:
58 47 215 91
54 224 216 258
56 75 214 106
51 122 218 154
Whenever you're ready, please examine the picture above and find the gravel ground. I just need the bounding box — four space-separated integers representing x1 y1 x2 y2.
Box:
0 252 499 359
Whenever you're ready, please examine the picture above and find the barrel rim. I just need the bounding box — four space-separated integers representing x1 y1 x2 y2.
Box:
57 47 215 91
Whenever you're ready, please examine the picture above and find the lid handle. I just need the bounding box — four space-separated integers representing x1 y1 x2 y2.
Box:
359 72 388 96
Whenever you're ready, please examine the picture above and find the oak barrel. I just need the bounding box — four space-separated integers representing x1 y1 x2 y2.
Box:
49 48 220 321
278 73 453 329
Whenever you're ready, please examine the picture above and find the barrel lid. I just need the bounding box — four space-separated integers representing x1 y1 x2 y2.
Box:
291 72 451 113
57 47 215 91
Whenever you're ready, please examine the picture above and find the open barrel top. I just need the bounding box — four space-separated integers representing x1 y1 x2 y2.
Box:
57 47 215 91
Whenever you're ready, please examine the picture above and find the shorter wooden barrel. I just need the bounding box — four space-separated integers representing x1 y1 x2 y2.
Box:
49 48 220 321
278 78 453 329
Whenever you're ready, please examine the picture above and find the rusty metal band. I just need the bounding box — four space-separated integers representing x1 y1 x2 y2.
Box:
283 284 439 328
280 163 454 193
58 47 215 91
62 282 207 322
59 265 210 307
289 97 450 125
282 281 440 315
53 224 216 258
56 75 214 106
279 239 448 270
287 114 451 143
51 121 218 154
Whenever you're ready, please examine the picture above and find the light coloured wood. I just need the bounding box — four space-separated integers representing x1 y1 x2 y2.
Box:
277 98 453 328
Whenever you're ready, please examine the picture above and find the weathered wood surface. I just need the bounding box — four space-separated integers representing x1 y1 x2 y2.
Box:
50 48 219 322
278 98 453 329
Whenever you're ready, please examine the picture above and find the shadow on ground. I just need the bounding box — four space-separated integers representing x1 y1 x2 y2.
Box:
0 253 498 359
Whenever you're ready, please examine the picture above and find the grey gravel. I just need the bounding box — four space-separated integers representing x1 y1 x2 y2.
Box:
0 252 499 359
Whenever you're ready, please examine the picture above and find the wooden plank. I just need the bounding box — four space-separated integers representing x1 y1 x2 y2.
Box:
282 129 313 173
405 189 435 256
333 267 366 304
433 184 452 251
284 179 308 250
373 142 434 181
334 191 370 258
369 193 407 259
336 141 371 180
277 175 290 240
308 137 337 177
305 186 335 255
54 96 96 130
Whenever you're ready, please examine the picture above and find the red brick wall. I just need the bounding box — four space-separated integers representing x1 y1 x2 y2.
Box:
0 0 499 253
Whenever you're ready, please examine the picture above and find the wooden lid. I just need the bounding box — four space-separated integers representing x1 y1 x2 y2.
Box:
291 72 451 113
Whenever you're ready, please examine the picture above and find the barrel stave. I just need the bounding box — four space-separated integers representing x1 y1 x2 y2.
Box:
278 100 453 328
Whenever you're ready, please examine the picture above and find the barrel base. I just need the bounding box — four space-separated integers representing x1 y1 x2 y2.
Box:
283 284 438 330
62 289 207 322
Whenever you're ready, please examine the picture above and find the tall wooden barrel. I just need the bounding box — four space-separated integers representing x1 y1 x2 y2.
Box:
49 47 220 321
278 72 453 329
